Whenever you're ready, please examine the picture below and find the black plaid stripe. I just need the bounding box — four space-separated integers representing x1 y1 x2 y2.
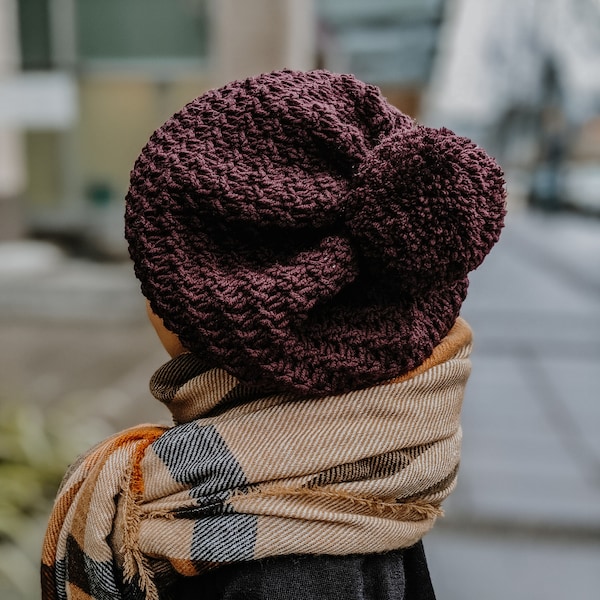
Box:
306 445 433 488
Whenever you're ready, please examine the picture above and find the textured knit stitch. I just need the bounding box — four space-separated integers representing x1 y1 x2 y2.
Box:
41 319 471 600
125 69 505 395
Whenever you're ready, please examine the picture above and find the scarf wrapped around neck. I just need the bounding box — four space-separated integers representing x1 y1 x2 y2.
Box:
41 318 472 600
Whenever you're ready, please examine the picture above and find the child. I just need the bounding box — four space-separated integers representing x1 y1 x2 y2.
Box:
42 69 505 600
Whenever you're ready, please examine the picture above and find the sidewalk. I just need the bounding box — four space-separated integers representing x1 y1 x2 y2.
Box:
425 210 600 599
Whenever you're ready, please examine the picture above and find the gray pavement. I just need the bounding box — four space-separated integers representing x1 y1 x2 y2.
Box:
1 209 599 599
426 210 600 599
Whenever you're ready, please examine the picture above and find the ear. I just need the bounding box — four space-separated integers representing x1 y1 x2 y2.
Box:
146 300 188 358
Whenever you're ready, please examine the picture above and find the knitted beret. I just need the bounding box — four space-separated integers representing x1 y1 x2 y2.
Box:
125 69 506 396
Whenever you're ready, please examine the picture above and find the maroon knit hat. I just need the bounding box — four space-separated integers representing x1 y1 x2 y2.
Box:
125 69 505 395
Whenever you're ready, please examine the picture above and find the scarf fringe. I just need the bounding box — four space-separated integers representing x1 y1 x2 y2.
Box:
121 438 161 600
230 485 444 521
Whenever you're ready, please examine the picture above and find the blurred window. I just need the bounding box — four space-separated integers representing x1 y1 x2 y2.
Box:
77 0 209 62
18 0 53 70
18 0 209 70
317 0 446 85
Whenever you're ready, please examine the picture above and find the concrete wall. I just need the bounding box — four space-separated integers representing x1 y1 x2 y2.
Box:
212 0 316 84
0 0 25 239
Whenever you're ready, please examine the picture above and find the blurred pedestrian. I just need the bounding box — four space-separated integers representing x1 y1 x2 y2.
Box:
41 69 505 599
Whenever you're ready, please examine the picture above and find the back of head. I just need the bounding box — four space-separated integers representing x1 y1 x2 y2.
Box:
125 69 506 395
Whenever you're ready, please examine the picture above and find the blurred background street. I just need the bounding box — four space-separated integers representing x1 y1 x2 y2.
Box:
1 1 599 599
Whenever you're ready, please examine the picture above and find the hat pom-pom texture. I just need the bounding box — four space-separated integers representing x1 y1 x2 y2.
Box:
346 126 506 293
125 70 506 395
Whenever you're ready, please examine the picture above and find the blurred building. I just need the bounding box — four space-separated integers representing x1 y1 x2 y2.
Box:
425 0 600 212
0 0 26 240
318 0 446 116
2 0 447 254
7 0 215 255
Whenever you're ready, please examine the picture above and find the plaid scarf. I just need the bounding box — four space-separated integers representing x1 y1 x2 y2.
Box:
41 318 472 600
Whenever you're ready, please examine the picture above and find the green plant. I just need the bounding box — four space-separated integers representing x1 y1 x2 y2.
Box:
0 395 114 600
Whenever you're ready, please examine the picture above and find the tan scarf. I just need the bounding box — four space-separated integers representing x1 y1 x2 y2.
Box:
41 318 472 600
